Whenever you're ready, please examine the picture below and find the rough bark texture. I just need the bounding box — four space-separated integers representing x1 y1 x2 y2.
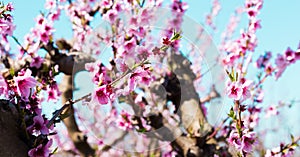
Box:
0 100 29 157
168 52 212 138
141 52 225 157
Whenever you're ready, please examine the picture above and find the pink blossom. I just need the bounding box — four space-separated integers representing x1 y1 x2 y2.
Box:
162 37 171 45
86 62 101 84
245 0 263 9
92 85 114 105
265 147 281 157
5 2 14 11
47 83 61 102
205 0 221 30
134 92 144 104
254 88 264 103
265 105 279 118
0 14 15 36
275 54 287 68
247 7 258 18
171 0 188 13
28 139 52 157
239 31 257 52
0 75 7 96
129 17 138 26
227 82 243 100
94 86 109 104
117 110 133 131
128 27 146 38
140 9 154 25
85 62 99 74
128 66 152 92
14 69 38 100
30 56 44 68
152 47 164 56
124 37 137 53
45 0 57 10
25 94 42 113
228 131 242 150
114 3 123 12
35 15 45 25
26 41 40 55
240 78 253 100
275 54 288 80
85 61 112 85
103 9 118 23
284 47 295 63
264 146 294 157
228 130 256 153
115 58 128 72
100 0 113 8
241 131 256 153
245 113 259 128
137 45 150 59
34 17 54 43
27 115 49 134
201 103 207 117
246 107 261 128
49 9 61 21
39 31 50 43
222 53 238 66
249 19 261 32
162 150 177 157
255 51 272 68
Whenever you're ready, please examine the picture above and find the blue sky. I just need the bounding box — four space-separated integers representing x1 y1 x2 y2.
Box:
5 0 300 149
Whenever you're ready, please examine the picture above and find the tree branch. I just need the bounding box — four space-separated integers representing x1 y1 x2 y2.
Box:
59 74 95 157
0 100 29 157
200 85 220 104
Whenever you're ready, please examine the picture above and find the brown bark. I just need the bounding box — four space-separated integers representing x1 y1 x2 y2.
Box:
143 52 229 157
0 100 29 157
59 75 95 157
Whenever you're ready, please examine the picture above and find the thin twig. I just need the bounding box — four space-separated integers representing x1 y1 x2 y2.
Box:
47 101 72 128
196 61 218 80
46 92 93 128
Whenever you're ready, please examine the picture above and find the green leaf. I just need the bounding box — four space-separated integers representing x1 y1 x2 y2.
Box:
282 148 288 154
291 134 295 143
137 128 147 133
160 45 169 52
150 154 156 157
136 0 141 6
170 31 182 41
228 107 236 120
237 152 242 157
9 68 15 76
225 69 235 82
231 68 235 81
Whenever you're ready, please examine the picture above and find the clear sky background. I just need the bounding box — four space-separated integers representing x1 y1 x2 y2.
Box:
5 0 300 151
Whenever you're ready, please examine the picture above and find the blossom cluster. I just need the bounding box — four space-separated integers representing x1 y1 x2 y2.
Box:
0 2 15 55
222 0 264 155
0 4 60 153
5 68 55 157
